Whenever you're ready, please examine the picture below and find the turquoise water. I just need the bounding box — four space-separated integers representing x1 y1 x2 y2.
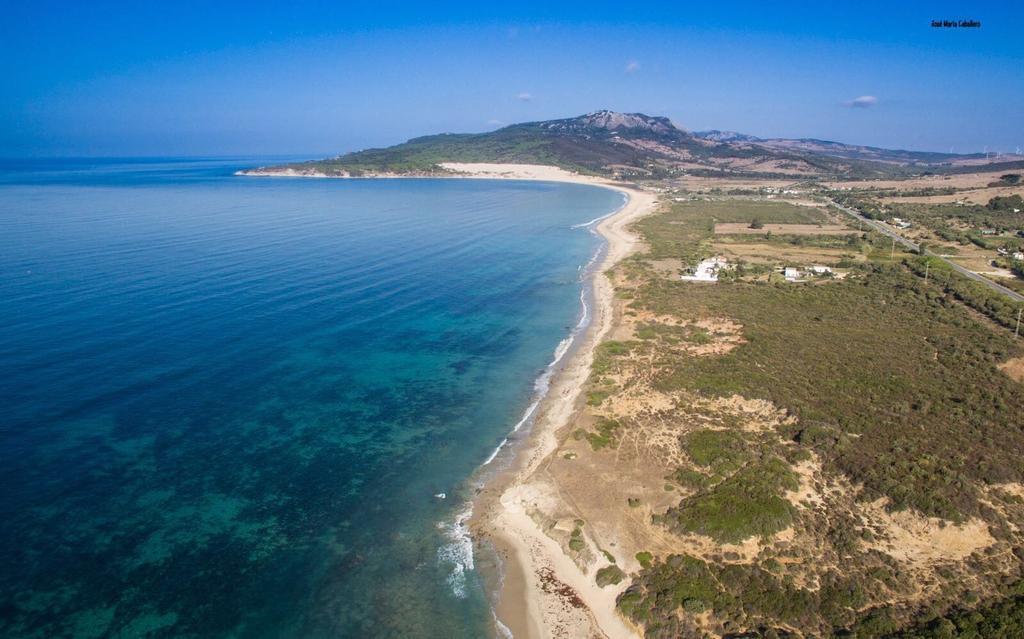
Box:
0 159 623 638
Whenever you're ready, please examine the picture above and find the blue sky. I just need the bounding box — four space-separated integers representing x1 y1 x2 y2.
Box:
2 1 1021 156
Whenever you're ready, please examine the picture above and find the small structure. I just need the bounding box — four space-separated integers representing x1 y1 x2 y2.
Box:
888 217 912 229
783 267 802 281
1013 251 1024 261
809 265 833 275
681 257 729 282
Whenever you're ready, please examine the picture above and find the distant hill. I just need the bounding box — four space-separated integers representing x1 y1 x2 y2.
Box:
750 137 983 165
693 130 762 143
690 130 994 165
245 110 1017 181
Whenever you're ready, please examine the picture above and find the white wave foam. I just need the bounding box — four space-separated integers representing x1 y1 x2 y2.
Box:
482 438 507 466
481 242 600 468
569 191 628 229
495 615 514 638
437 501 475 599
481 330 569 467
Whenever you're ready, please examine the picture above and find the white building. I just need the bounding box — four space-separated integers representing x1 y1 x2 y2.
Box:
809 265 833 275
783 267 801 281
681 257 729 282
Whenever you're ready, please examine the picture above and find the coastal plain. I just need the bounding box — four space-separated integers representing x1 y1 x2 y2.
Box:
461 167 1024 639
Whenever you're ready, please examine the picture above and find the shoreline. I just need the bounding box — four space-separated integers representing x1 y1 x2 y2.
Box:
437 165 655 639
240 162 656 638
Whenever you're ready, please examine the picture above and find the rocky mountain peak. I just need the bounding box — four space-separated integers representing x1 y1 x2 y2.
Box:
536 110 685 137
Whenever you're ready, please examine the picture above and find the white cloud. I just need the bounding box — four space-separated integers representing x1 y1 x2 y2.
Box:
516 92 533 102
487 119 505 127
844 95 878 108
625 60 640 73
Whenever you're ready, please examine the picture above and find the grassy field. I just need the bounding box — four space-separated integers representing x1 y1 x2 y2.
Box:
604 197 1024 637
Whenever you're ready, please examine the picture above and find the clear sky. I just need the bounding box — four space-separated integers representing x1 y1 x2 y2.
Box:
2 1 1021 157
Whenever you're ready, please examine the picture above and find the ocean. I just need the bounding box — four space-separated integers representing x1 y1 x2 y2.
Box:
0 158 623 638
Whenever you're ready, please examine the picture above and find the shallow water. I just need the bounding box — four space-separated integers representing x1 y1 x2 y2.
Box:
0 158 622 638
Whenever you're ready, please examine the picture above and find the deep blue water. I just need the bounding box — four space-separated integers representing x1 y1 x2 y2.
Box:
0 158 623 638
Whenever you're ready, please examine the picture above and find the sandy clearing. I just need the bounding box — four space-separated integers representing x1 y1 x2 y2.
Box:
864 499 995 563
999 357 1024 383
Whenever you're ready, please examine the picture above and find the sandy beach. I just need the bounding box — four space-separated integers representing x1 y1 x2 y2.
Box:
440 165 656 639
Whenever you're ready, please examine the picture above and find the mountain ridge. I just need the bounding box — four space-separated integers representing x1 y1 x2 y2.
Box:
246 110 1019 180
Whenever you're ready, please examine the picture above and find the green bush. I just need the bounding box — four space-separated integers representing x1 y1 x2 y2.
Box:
596 565 626 587
636 551 654 568
683 430 749 474
659 458 798 543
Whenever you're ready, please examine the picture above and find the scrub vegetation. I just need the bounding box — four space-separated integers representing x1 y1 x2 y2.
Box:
658 456 798 544
598 198 1024 637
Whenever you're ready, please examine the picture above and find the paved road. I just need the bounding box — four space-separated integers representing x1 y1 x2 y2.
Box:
830 200 1024 303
